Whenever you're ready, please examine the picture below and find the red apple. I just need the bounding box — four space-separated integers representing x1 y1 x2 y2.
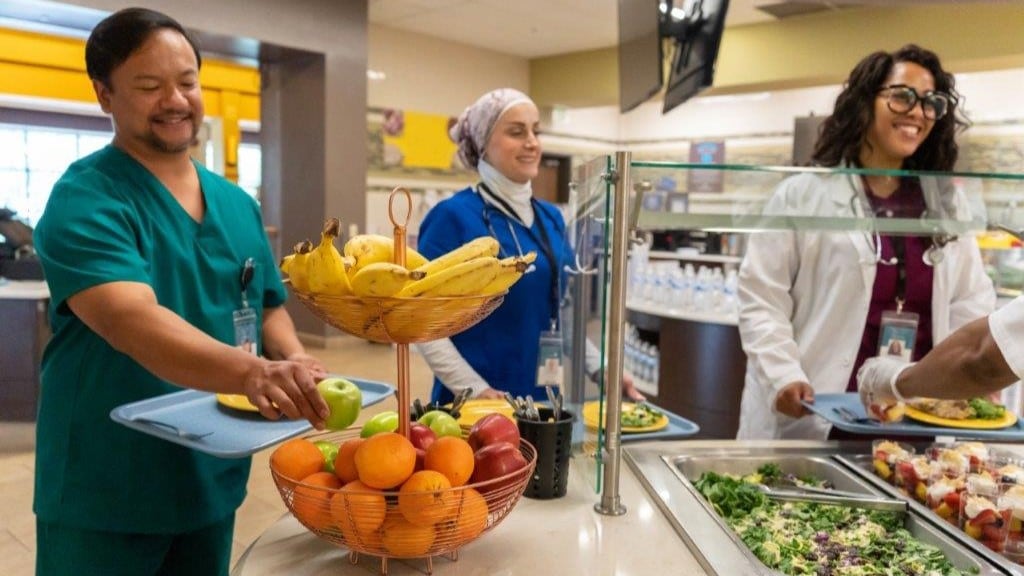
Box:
408 422 437 450
470 441 528 498
414 447 427 472
467 413 520 452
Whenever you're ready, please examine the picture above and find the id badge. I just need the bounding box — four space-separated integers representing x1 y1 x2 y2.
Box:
878 310 919 361
233 307 258 356
536 329 564 388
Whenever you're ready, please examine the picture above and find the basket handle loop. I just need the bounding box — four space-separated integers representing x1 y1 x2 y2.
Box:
388 187 412 267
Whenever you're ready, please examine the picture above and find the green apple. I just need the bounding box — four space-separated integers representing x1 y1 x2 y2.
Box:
360 410 399 438
314 440 339 473
317 377 362 431
417 410 462 438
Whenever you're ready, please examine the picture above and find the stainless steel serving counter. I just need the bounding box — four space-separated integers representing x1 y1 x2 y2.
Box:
233 440 1024 576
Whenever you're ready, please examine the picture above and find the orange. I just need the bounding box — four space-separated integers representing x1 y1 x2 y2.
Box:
334 438 364 483
291 471 342 531
271 438 326 485
354 432 416 489
398 470 454 526
442 487 488 543
424 436 475 487
380 516 436 557
331 480 387 548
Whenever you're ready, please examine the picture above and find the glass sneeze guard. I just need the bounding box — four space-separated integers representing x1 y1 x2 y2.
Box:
568 155 1024 502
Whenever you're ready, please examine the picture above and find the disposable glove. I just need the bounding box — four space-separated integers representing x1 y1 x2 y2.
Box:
857 356 913 422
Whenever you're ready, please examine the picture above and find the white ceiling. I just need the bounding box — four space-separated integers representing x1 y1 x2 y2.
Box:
368 0 1000 59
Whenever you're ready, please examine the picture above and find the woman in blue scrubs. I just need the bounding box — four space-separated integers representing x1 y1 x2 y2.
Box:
416 89 642 405
32 8 328 575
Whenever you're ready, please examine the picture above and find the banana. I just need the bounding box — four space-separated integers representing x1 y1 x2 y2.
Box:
480 252 536 295
344 233 430 271
350 262 426 297
279 253 295 276
288 240 314 292
414 236 499 276
307 218 352 295
398 256 500 297
344 234 393 271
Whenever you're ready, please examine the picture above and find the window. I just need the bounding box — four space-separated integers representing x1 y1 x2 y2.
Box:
237 141 262 200
0 123 112 227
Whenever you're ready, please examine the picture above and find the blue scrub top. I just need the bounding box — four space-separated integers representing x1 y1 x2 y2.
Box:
33 145 285 533
417 187 573 404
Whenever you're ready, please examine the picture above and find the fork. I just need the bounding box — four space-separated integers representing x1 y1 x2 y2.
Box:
832 406 879 426
131 417 214 441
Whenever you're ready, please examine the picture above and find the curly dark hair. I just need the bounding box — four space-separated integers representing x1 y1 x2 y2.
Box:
811 44 968 171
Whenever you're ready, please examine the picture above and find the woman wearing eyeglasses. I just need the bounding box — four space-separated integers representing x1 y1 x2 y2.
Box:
736 44 994 440
415 88 644 405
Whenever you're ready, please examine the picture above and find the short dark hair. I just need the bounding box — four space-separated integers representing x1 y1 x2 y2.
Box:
812 44 968 172
85 7 202 87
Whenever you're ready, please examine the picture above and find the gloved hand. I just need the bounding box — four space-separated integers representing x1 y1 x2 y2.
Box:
857 356 913 422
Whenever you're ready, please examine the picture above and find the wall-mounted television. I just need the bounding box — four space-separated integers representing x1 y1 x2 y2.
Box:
618 0 730 114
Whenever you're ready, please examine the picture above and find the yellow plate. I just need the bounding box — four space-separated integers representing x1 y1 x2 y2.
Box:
454 399 516 428
216 394 260 412
582 401 669 434
904 405 1018 429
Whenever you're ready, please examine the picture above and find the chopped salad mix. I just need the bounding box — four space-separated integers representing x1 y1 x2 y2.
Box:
694 464 974 576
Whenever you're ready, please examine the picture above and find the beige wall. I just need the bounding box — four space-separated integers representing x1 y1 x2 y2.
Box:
368 25 529 116
532 3 1024 108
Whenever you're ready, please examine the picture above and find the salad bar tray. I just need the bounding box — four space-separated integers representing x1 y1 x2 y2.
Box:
624 442 1018 576
838 453 1024 576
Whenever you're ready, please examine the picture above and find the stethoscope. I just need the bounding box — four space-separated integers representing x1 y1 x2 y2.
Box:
846 174 952 267
478 187 596 276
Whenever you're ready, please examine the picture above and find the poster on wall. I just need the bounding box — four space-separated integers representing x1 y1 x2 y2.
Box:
686 141 724 193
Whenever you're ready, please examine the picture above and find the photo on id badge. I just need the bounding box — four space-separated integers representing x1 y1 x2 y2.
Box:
234 308 258 356
879 323 914 361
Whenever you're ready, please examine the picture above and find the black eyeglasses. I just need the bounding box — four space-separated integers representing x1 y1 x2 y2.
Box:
877 84 952 121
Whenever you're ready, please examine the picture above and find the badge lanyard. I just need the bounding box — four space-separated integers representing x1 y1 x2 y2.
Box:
478 183 563 388
233 257 258 356
877 232 919 361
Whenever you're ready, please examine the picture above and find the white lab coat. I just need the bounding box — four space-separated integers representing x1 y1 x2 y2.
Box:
991 296 1024 382
736 171 995 440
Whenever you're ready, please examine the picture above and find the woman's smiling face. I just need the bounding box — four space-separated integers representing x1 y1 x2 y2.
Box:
862 61 937 168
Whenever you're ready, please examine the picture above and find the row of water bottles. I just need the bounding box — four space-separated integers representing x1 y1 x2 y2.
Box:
624 323 659 396
628 258 739 315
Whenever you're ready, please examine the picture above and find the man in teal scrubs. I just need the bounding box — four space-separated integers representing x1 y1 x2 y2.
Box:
32 8 329 575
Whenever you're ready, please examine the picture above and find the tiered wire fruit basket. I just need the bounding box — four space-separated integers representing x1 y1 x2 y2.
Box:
274 188 537 575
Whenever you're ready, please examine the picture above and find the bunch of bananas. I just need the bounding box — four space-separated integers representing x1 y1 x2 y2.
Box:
281 219 535 299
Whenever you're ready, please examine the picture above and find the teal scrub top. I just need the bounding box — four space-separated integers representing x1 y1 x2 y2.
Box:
32 145 286 534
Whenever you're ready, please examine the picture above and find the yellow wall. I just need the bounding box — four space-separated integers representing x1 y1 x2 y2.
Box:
0 26 260 180
531 4 1024 108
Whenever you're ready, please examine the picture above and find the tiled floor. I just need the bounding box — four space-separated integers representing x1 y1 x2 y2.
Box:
0 335 435 575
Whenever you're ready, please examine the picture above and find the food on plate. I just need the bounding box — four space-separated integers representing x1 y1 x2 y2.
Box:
909 397 1007 420
694 464 966 575
621 403 664 428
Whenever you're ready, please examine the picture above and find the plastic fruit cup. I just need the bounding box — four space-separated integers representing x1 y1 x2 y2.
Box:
872 439 915 485
953 441 991 474
895 456 933 503
1000 487 1024 564
959 484 1009 553
926 476 964 526
928 445 970 480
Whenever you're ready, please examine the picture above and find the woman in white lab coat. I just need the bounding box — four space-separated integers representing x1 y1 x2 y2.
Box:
736 44 995 440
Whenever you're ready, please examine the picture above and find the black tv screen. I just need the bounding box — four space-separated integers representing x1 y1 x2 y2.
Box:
663 0 729 114
618 0 663 113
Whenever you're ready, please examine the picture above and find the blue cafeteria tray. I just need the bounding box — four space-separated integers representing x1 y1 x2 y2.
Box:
575 400 700 442
803 393 1024 440
110 376 394 458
